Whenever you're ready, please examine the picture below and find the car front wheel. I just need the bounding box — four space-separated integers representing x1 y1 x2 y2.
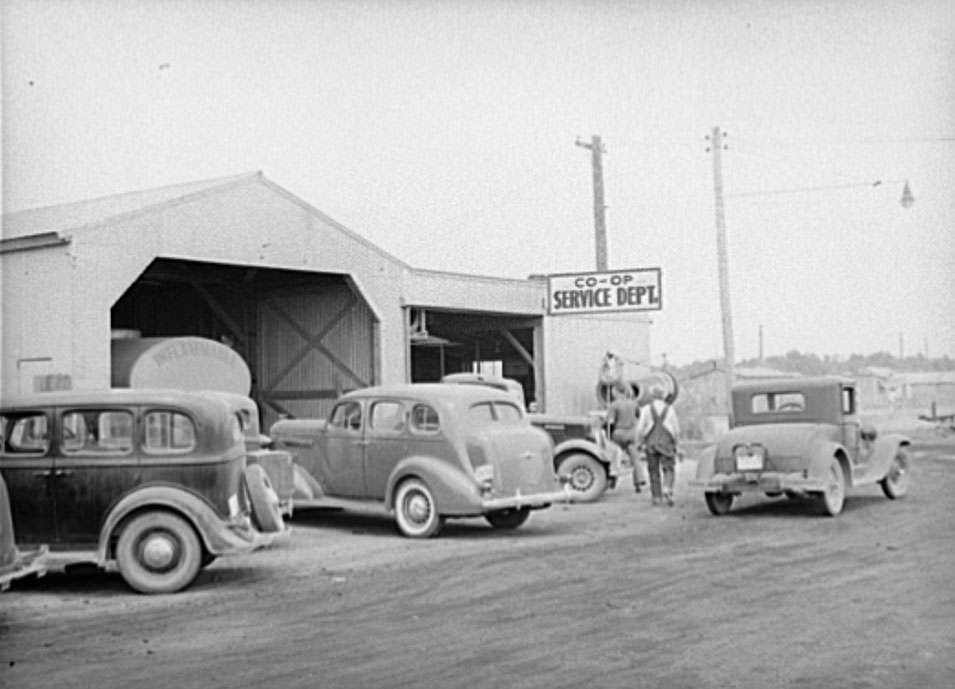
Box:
557 453 608 502
705 492 734 516
817 457 846 516
485 508 530 530
116 511 202 594
394 478 444 538
880 448 910 499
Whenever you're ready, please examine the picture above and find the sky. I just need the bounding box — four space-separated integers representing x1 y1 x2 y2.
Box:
3 0 954 367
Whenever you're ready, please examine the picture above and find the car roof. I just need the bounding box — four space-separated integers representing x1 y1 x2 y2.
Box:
1 388 233 415
341 383 517 405
732 375 855 394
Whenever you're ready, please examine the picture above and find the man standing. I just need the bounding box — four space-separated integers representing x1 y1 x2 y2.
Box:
606 387 648 492
636 385 680 506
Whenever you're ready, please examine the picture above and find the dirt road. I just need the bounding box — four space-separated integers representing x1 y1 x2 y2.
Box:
2 442 953 689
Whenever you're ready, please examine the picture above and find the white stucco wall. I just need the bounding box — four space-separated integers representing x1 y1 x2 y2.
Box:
541 312 652 415
1 244 78 395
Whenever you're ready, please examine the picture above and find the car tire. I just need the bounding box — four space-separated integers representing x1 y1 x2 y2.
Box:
817 457 846 516
704 492 734 516
116 511 202 594
394 478 444 538
880 448 910 499
557 453 608 502
485 508 531 530
245 464 284 533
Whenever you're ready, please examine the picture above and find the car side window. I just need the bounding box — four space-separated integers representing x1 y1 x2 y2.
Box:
62 409 133 455
370 401 404 431
842 387 855 415
410 404 440 434
143 410 196 454
1 412 50 455
330 401 362 431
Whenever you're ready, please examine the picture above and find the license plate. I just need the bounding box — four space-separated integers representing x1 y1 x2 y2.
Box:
736 453 763 471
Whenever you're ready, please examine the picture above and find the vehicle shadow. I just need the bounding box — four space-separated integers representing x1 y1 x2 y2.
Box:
288 505 565 540
719 492 892 518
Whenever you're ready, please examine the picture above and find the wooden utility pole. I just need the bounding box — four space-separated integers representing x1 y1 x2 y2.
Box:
709 126 736 404
576 135 608 270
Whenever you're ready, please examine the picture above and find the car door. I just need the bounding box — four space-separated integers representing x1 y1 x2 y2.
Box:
363 399 409 498
321 400 367 497
53 406 137 545
0 409 56 545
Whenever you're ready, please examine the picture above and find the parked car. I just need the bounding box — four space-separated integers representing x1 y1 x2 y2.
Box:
1 472 48 591
202 390 296 524
0 389 285 593
439 373 624 501
526 412 625 501
693 376 910 516
270 383 574 538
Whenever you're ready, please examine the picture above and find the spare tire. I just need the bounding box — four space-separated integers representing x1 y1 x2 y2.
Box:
245 464 284 533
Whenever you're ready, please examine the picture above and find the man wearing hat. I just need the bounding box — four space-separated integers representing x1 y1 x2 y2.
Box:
635 384 681 505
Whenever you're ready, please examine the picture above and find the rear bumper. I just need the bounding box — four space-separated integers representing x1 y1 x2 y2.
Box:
480 484 578 511
691 472 826 494
205 515 290 556
0 546 49 592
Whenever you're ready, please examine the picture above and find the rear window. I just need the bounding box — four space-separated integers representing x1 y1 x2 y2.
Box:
467 401 524 426
62 409 134 455
1 412 50 455
143 410 197 454
751 392 806 414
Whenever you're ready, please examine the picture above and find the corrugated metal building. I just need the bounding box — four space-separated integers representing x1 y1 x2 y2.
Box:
1 172 651 424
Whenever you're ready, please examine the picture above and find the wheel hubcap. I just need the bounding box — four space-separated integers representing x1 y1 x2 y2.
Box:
570 467 594 490
406 493 431 524
141 532 178 570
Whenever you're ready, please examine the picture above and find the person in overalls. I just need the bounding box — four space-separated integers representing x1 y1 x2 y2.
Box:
635 385 681 506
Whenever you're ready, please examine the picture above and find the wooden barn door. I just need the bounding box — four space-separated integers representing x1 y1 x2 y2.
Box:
256 280 376 427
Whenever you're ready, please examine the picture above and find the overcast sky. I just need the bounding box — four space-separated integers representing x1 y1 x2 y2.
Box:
3 0 954 366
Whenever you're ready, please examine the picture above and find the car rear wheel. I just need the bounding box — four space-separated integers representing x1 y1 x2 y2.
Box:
485 508 531 530
394 478 444 538
704 492 734 516
880 448 910 499
245 464 284 533
558 453 608 502
116 511 202 594
817 457 846 516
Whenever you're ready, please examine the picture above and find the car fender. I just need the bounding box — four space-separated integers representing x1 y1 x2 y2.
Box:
867 434 911 478
553 439 610 469
98 483 239 562
694 445 719 482
385 455 482 515
807 441 850 484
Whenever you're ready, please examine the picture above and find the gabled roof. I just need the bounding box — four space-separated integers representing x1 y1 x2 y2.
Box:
2 172 259 239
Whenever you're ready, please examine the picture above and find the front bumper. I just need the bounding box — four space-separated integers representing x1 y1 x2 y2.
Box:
480 484 578 511
691 472 827 494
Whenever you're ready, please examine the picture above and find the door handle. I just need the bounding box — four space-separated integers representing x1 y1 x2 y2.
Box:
33 470 52 478
54 470 73 477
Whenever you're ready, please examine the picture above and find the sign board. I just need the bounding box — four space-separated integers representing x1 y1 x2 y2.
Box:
547 267 662 315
